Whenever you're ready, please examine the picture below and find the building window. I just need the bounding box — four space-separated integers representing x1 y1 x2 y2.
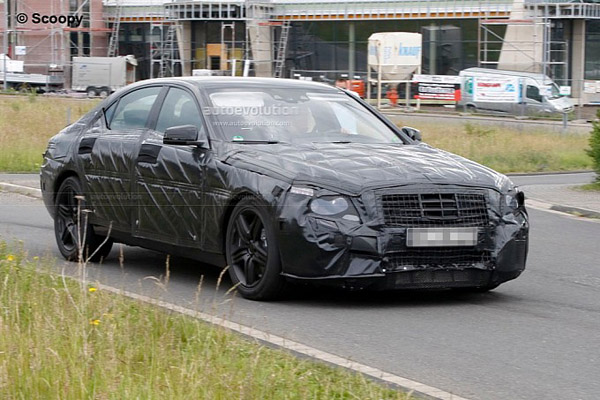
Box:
585 21 600 80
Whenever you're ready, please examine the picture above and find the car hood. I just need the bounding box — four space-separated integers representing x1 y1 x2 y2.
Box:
548 96 573 112
223 143 511 195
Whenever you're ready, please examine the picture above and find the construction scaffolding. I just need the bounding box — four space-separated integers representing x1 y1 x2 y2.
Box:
3 0 600 97
478 4 570 84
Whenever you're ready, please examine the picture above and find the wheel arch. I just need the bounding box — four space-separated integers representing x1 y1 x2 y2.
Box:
221 191 262 253
53 170 81 204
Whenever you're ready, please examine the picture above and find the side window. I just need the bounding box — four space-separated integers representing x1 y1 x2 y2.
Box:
110 87 162 130
526 85 542 102
155 87 204 134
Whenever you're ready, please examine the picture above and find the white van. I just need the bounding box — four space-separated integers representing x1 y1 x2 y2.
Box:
457 68 573 115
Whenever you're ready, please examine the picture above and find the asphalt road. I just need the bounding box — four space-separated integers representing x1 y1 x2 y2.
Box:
1 177 599 400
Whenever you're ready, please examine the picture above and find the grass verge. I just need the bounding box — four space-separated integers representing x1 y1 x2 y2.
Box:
410 121 593 173
0 95 98 172
0 241 410 400
579 182 600 191
0 95 593 173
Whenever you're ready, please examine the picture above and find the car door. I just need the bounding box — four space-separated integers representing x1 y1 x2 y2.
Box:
77 85 164 233
133 85 210 249
525 80 544 114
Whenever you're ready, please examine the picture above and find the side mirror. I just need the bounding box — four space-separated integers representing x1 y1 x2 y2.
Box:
163 125 207 147
401 126 422 142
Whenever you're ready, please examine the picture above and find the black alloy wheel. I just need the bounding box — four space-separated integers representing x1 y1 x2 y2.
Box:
225 197 285 300
54 176 113 262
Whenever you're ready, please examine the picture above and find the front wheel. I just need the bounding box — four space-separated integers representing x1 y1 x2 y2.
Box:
466 104 477 113
225 197 286 300
54 176 113 262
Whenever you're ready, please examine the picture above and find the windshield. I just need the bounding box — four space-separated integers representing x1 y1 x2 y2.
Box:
546 83 561 100
201 86 404 144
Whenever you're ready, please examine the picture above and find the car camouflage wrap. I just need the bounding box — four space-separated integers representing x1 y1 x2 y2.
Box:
41 77 529 300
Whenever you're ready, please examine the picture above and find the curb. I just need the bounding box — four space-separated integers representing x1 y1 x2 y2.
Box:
506 170 595 177
549 204 600 219
0 182 42 199
380 109 592 129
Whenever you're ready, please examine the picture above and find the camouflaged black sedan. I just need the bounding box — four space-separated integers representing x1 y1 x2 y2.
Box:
41 77 528 300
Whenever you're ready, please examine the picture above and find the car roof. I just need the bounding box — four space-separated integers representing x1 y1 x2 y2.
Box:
129 76 339 91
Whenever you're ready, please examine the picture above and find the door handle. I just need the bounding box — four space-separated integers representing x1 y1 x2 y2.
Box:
137 144 162 164
78 137 97 155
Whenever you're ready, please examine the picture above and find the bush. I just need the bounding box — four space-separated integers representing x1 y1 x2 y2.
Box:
587 109 600 182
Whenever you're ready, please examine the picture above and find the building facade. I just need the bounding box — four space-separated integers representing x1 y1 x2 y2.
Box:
1 0 599 102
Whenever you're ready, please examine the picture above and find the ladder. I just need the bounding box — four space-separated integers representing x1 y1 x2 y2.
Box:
162 24 176 77
274 21 291 78
107 0 122 57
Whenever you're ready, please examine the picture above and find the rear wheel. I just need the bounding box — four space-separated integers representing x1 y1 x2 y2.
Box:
225 197 285 300
17 83 32 93
98 87 110 98
54 176 113 262
86 87 97 97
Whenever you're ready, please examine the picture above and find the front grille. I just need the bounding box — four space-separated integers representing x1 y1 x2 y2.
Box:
393 268 492 289
380 192 489 227
387 249 492 271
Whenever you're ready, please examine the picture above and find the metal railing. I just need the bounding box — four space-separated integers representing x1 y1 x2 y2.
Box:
271 0 513 20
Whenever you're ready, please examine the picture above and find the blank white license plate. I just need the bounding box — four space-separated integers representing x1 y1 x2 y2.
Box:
406 228 478 247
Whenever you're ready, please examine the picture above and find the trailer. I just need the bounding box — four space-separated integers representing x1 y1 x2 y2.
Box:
72 55 137 97
0 54 64 92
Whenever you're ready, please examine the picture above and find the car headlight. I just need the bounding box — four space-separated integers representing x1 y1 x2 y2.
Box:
310 197 349 216
504 188 525 214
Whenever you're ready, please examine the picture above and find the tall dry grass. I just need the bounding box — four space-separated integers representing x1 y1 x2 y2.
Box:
0 95 97 172
415 121 592 173
0 241 410 399
0 95 593 173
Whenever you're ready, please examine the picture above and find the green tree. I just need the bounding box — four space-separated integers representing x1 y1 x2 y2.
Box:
588 109 600 182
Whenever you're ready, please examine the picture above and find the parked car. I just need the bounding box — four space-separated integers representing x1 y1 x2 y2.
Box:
40 77 529 300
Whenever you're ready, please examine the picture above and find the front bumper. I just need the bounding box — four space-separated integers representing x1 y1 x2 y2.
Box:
277 187 529 290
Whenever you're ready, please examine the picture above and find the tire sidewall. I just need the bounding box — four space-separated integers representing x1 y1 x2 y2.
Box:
54 176 84 260
53 176 112 262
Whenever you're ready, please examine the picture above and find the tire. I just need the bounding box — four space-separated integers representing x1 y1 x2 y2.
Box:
466 104 477 113
54 176 113 262
86 88 97 98
98 88 110 98
17 83 32 93
225 197 286 300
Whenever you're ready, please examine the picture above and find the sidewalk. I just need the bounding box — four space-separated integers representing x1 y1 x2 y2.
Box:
520 183 600 218
1 173 599 218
